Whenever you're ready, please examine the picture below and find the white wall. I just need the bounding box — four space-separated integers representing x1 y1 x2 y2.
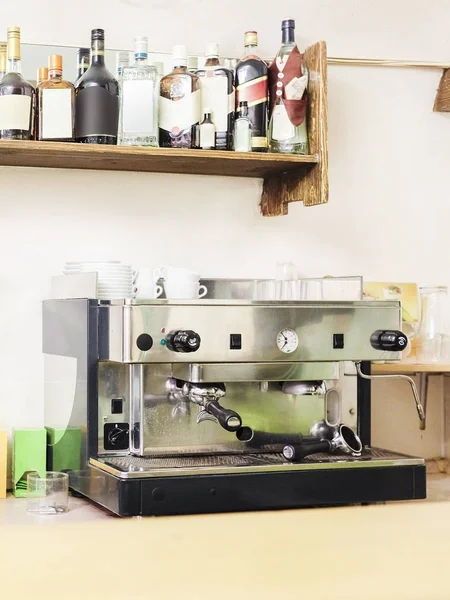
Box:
0 0 449 459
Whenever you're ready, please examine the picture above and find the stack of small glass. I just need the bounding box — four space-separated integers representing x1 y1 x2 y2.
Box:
416 286 450 363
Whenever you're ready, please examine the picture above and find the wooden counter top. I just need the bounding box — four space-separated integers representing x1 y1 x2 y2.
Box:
1 500 448 599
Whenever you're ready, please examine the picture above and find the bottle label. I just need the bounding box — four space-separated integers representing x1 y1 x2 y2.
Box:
42 89 73 139
236 75 268 108
159 89 200 134
199 122 215 148
272 103 295 141
122 79 155 133
0 95 31 130
251 136 268 149
268 45 308 126
199 77 230 132
75 86 119 138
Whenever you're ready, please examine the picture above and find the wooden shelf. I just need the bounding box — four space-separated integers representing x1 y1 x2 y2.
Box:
371 361 450 374
0 139 318 178
0 41 328 217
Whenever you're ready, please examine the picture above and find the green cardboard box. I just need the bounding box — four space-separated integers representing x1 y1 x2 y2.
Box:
12 428 46 497
46 427 81 473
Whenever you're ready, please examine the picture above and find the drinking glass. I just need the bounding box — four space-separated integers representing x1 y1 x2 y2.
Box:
416 286 449 363
27 471 69 514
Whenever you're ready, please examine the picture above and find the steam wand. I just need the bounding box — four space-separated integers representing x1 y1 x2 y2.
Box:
355 361 426 430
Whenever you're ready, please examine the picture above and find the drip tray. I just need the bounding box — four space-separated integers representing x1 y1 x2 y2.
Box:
91 448 424 479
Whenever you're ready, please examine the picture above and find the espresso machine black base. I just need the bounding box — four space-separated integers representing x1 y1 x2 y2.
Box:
80 456 426 517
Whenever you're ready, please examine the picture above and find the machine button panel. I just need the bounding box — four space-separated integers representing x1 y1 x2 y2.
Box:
136 333 153 352
333 333 344 349
230 333 242 350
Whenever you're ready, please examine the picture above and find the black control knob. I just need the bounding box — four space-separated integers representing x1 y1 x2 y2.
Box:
370 330 408 352
166 330 201 353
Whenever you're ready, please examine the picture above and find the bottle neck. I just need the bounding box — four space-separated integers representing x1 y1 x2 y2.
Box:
49 69 62 80
7 57 21 74
205 56 219 67
244 43 258 55
134 53 148 65
240 107 248 118
91 39 105 66
282 27 295 44
173 64 187 72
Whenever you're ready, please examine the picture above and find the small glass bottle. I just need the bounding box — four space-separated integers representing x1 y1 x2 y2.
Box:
234 101 252 151
115 51 129 79
0 43 6 80
268 18 309 154
36 67 48 85
37 54 75 142
199 108 215 149
159 45 200 148
75 48 90 84
0 26 35 140
120 37 158 147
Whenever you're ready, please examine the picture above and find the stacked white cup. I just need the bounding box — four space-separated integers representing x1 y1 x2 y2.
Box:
162 266 208 299
133 268 163 299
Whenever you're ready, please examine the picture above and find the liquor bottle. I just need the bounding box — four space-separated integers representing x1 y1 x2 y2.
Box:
119 37 158 147
196 44 234 150
0 43 6 80
199 108 215 149
75 29 119 144
234 101 252 152
268 19 309 154
36 67 48 85
116 51 129 79
235 31 268 152
159 45 200 149
37 55 75 142
0 26 35 140
75 48 90 84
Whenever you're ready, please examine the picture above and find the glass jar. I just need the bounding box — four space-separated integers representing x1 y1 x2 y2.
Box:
416 286 449 363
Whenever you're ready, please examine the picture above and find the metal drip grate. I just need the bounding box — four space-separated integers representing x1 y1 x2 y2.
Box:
103 453 276 470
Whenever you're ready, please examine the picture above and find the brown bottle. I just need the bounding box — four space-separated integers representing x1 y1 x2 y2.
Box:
37 54 75 142
159 45 200 148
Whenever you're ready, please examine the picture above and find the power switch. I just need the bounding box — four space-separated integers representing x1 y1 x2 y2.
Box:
333 334 344 349
111 398 123 414
230 334 242 350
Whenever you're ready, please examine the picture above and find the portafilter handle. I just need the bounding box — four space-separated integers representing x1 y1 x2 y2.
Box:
182 382 242 432
355 361 426 429
283 441 331 461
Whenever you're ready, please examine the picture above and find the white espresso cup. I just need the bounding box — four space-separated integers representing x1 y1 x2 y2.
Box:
133 268 163 299
162 265 200 282
164 281 208 299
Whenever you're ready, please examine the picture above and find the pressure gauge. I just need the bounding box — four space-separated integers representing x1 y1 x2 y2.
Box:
277 329 299 353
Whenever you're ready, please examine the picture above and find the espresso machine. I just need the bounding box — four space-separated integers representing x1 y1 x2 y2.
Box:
43 292 426 516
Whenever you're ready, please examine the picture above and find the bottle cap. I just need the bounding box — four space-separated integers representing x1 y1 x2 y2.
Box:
203 107 211 113
239 101 248 108
37 67 48 82
48 54 63 73
187 55 198 70
172 44 187 66
7 26 20 60
205 43 219 58
244 31 258 46
77 47 90 58
281 18 295 29
134 36 148 58
91 28 105 41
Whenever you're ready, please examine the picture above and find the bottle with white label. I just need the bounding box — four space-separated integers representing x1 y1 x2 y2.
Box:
36 55 75 142
119 38 158 147
234 101 252 152
159 45 200 149
0 26 35 140
0 43 6 80
199 108 215 149
196 44 235 150
268 19 309 154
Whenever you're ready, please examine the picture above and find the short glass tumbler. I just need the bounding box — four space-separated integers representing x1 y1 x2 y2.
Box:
27 471 69 514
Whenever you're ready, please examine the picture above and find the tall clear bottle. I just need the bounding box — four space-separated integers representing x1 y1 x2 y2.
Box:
235 31 268 152
196 44 234 150
120 37 158 147
268 19 309 154
0 26 35 140
159 45 200 148
75 29 119 144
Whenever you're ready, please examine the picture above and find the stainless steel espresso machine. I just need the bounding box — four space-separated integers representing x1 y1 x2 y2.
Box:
43 295 426 516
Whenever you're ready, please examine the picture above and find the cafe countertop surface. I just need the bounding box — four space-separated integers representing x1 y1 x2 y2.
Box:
1 474 450 599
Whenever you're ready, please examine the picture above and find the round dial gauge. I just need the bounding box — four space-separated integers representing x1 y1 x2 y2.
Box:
277 329 299 353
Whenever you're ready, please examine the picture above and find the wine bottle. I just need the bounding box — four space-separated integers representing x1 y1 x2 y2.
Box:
37 55 75 142
0 27 35 140
159 45 200 148
235 31 268 152
268 19 309 154
196 44 235 150
75 48 90 84
0 43 6 80
75 29 119 144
